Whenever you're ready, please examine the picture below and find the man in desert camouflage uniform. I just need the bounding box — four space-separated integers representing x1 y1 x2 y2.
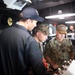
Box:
44 24 74 72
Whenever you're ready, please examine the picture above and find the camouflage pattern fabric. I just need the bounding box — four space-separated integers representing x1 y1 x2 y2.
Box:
44 37 74 67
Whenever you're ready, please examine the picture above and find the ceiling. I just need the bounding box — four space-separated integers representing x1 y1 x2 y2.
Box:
26 0 75 9
25 0 75 24
0 0 75 26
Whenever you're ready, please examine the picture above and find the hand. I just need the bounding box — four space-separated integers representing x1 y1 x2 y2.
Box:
52 64 59 69
53 73 59 75
47 68 53 72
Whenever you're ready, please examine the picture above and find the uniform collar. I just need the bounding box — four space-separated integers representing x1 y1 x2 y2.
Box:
13 23 28 32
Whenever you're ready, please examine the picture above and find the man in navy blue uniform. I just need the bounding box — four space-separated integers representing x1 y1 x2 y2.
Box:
0 7 54 75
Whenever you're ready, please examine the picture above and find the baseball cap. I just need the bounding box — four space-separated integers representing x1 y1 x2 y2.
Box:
20 7 44 22
56 24 67 34
33 24 49 35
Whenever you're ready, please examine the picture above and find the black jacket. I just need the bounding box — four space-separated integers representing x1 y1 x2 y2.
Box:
0 24 50 75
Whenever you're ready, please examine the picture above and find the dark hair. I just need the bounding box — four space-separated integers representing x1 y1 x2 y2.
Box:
32 27 38 36
32 23 49 36
19 13 28 22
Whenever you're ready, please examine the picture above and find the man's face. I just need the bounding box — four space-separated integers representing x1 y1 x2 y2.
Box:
56 31 65 41
37 31 48 42
69 26 74 30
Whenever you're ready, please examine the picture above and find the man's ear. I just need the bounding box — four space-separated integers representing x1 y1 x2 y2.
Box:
37 31 41 37
26 19 31 24
56 30 58 34
36 32 39 36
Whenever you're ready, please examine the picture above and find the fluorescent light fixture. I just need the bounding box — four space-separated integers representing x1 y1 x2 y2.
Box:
59 17 64 19
65 21 75 24
45 13 75 19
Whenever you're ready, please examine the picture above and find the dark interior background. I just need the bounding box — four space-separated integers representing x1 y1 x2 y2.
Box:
0 0 75 28
0 0 75 58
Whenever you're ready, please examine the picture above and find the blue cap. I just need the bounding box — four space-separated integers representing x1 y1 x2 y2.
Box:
21 7 44 22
